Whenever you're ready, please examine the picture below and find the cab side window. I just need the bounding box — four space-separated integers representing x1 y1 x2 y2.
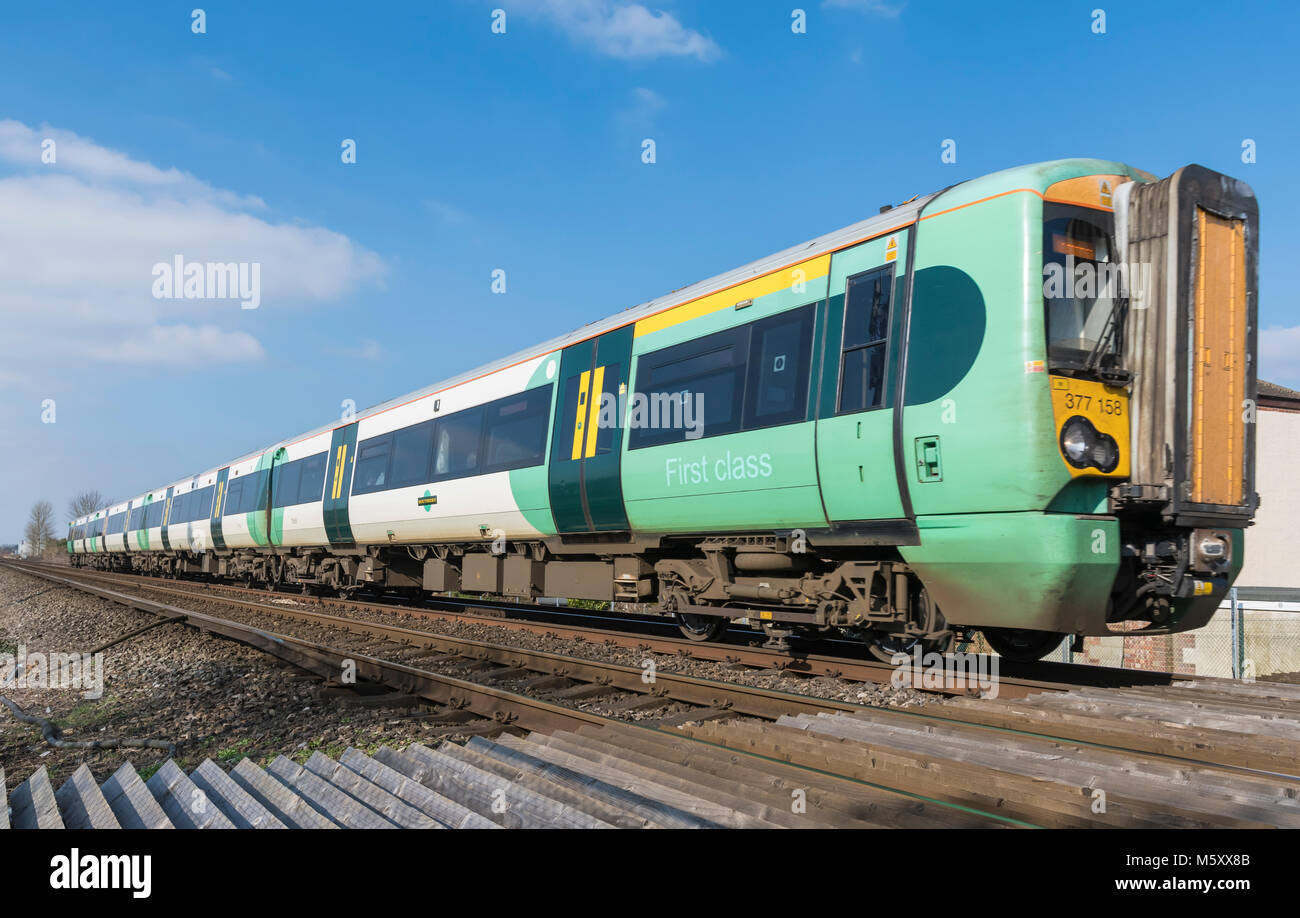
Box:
838 266 893 414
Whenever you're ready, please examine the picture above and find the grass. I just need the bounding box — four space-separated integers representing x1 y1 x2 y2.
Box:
214 738 253 762
59 694 122 730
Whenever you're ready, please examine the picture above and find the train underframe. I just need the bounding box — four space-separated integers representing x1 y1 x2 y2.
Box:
72 512 1232 662
75 533 953 659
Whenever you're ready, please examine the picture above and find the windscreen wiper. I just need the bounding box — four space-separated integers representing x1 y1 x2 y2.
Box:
1082 294 1132 384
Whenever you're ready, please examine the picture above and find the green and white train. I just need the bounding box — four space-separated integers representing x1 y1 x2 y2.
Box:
68 158 1260 661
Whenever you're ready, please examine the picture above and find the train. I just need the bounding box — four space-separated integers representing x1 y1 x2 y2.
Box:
67 158 1260 662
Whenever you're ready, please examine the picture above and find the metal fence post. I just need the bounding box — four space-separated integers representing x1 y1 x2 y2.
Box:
1229 587 1241 679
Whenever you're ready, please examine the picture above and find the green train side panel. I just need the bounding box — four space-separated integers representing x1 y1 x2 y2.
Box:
246 447 281 547
901 512 1119 634
135 495 154 550
621 275 830 534
509 356 563 537
622 423 825 533
902 159 1148 516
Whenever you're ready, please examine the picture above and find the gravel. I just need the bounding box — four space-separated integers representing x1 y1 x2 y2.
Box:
73 574 936 709
0 567 467 788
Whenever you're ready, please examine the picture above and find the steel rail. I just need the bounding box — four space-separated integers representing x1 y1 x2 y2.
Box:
10 561 1299 780
37 563 1080 700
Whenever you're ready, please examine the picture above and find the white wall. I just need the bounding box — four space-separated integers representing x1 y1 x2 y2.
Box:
1238 407 1300 588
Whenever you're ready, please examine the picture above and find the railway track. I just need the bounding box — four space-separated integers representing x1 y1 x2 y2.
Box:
25 561 1184 701
6 560 1300 828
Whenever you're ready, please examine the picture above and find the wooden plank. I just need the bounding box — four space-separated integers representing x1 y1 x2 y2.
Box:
685 720 1270 829
9 767 65 829
550 729 846 828
266 756 396 829
302 752 440 829
101 763 173 829
442 740 649 828
190 760 286 829
496 734 777 828
401 742 611 828
935 697 1300 775
785 713 1297 828
146 760 237 829
343 747 497 828
600 723 1008 829
228 759 338 829
475 735 710 829
55 764 121 829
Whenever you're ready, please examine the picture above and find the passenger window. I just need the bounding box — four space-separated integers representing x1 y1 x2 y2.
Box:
297 453 327 503
838 267 893 413
390 420 435 489
631 333 746 449
352 435 393 494
273 461 302 509
483 386 552 472
745 306 814 429
224 479 245 515
432 407 484 480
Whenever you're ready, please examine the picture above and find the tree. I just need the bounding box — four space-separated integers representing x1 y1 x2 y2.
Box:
25 500 56 554
68 490 110 521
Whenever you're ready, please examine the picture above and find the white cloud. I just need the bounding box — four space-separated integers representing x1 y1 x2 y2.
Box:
823 0 905 17
79 324 266 366
0 120 385 378
512 1 720 61
632 86 666 112
326 338 383 361
424 199 469 225
1260 325 1300 388
617 87 668 128
0 120 263 209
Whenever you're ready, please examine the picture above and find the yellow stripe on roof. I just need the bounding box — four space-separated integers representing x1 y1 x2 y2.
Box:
633 253 831 339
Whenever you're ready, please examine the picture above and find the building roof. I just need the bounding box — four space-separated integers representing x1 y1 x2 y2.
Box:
1259 379 1300 406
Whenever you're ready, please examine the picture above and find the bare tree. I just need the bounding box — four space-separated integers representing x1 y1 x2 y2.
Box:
68 490 110 521
25 501 56 555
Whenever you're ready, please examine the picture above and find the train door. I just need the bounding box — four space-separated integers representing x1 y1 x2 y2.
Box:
265 446 287 547
323 423 358 546
160 486 175 551
547 326 634 534
815 230 910 524
209 467 230 550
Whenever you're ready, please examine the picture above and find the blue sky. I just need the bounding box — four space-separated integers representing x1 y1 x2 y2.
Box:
1 0 1297 540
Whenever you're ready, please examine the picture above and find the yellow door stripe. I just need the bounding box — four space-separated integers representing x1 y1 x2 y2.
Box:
331 444 348 500
213 481 224 518
584 365 606 458
571 370 591 460
633 253 831 339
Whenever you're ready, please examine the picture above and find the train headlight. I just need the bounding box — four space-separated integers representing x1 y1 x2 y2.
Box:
1060 415 1119 473
1060 416 1094 466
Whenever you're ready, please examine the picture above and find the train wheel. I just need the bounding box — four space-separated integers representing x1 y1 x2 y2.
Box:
981 628 1067 663
676 613 728 642
861 582 952 663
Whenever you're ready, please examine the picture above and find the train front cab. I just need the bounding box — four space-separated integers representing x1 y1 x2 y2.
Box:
902 162 1257 660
